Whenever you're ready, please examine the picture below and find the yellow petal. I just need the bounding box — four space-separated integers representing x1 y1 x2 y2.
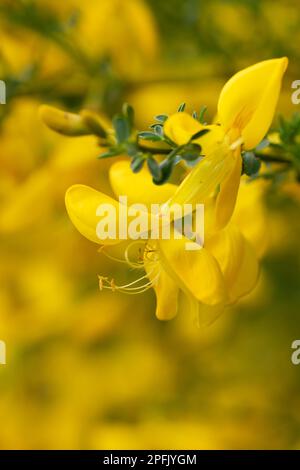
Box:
206 225 244 288
109 160 176 208
158 235 227 306
164 112 225 151
144 260 179 320
206 224 259 303
166 141 234 207
229 232 260 302
218 58 288 149
214 149 242 230
164 112 203 145
65 185 122 245
178 292 225 326
232 178 268 258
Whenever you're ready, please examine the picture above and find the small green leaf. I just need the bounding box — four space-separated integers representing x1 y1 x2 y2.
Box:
177 102 186 112
181 143 202 161
155 114 168 123
191 129 210 140
185 157 203 167
153 159 174 185
138 131 163 142
153 124 164 136
242 152 261 176
122 103 134 130
192 111 198 119
130 155 145 173
199 105 207 124
113 114 130 143
147 156 162 180
97 148 121 159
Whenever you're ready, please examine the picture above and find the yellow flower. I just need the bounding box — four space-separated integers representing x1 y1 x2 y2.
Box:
65 161 259 323
164 58 288 230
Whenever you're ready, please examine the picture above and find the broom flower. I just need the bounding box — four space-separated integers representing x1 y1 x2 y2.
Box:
164 58 288 230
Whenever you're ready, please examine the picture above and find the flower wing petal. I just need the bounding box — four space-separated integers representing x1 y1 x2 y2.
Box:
109 160 176 208
65 184 122 245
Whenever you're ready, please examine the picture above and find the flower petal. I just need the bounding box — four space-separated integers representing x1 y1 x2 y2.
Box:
65 184 122 245
164 112 225 151
206 225 244 289
178 291 225 326
144 260 179 320
229 232 260 302
214 149 242 230
164 112 203 145
109 160 176 208
166 141 234 207
206 224 259 303
158 235 227 306
218 58 288 149
232 178 268 258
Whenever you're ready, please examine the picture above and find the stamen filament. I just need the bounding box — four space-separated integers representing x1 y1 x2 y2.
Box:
230 137 244 150
98 269 160 295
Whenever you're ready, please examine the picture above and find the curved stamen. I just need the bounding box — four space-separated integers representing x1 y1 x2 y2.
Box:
124 241 147 269
98 241 161 296
98 243 144 270
98 246 129 265
98 270 160 295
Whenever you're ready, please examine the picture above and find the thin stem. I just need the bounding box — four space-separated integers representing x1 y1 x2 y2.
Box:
255 153 292 164
138 144 171 155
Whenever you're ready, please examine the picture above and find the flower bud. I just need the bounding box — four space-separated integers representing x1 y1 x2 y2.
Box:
39 105 90 136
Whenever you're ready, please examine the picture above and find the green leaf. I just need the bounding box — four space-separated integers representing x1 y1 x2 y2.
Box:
181 143 202 161
153 124 164 136
138 131 163 142
242 151 261 176
190 128 210 140
199 105 207 124
122 103 134 130
97 148 122 159
130 155 145 173
113 114 130 143
153 159 174 185
155 114 168 123
147 156 162 180
177 102 186 112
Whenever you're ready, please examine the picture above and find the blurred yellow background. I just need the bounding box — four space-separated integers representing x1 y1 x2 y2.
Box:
0 0 300 449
